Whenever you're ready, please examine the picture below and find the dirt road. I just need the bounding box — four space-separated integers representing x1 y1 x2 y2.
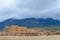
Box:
0 35 60 40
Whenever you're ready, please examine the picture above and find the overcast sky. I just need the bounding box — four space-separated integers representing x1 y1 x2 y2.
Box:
0 0 60 21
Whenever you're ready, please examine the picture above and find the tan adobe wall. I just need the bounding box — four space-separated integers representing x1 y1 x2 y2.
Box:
0 25 56 36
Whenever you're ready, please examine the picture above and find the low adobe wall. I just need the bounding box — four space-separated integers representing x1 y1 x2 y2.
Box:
0 25 56 36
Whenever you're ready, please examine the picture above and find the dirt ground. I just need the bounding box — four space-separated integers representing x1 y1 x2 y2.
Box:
0 35 60 40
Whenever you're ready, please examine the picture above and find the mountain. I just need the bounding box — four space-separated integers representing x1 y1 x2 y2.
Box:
0 18 60 30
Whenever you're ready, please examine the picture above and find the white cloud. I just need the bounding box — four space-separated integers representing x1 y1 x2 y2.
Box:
0 0 60 22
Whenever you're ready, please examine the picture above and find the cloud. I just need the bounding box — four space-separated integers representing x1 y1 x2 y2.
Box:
0 0 60 22
17 0 57 10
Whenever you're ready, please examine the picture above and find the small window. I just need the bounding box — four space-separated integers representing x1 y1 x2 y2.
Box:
1 34 3 36
14 34 17 36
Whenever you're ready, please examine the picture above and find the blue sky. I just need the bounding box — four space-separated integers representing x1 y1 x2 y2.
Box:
0 0 60 21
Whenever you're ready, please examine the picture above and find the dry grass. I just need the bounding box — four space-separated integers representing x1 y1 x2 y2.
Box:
0 35 60 40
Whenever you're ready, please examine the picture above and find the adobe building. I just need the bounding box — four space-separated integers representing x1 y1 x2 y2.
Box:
56 31 60 35
0 25 56 36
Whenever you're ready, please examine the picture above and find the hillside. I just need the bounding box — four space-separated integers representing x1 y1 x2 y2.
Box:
0 18 60 30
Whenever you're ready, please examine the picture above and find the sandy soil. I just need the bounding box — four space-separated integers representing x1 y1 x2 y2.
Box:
0 35 60 40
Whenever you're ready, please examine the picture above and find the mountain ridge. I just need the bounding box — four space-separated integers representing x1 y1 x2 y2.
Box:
0 18 60 30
